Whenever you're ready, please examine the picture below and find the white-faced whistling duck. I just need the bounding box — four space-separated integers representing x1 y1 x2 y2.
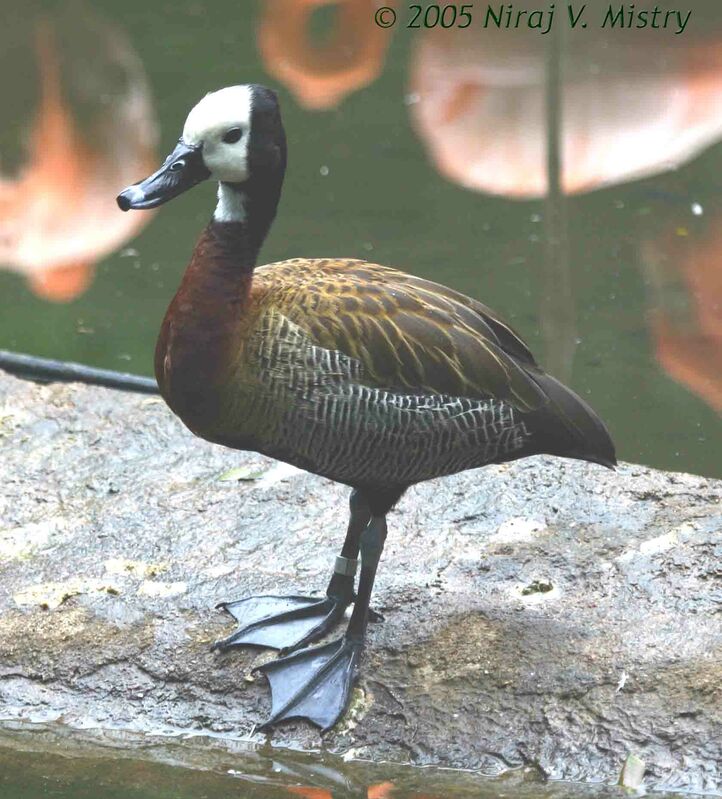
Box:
117 84 616 732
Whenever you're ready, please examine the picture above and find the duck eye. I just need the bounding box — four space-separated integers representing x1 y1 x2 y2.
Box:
222 127 243 144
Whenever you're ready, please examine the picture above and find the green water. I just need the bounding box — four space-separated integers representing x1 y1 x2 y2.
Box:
0 724 636 799
0 0 721 477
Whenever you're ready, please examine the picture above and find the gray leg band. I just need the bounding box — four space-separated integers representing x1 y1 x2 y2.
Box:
334 556 359 577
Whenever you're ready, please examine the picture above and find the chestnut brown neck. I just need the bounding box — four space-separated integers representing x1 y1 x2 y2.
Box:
200 219 259 277
171 171 284 325
190 183 273 289
154 220 257 430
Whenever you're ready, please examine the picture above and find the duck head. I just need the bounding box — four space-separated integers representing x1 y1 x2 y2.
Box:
117 84 286 220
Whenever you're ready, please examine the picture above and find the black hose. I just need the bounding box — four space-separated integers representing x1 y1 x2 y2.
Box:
0 350 159 395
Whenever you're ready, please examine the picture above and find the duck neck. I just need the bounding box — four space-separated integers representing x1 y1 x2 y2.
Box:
209 177 280 270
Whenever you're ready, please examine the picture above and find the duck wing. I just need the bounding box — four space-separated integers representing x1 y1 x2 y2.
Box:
253 259 547 412
249 260 616 471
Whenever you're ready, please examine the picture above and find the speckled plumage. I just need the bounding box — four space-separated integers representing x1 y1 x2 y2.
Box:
156 253 614 497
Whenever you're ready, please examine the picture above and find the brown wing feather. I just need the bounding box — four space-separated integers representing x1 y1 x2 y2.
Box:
253 259 547 411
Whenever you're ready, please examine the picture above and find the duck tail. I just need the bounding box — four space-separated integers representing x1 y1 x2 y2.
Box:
528 371 617 469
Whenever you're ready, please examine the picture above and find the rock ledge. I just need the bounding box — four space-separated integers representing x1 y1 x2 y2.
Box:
0 372 720 793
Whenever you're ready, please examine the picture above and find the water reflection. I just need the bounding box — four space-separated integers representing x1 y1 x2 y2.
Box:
2 724 599 799
644 214 722 412
0 4 157 302
258 0 394 109
0 0 720 475
402 18 722 404
409 24 722 197
289 782 396 798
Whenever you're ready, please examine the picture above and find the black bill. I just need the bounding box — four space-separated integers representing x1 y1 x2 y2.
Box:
116 140 210 211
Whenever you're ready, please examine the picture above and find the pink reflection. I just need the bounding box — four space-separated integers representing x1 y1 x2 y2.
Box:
410 28 722 197
289 782 428 798
258 0 394 109
654 320 722 413
0 11 157 302
648 221 722 413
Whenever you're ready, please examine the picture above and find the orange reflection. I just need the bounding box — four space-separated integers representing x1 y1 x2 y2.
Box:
27 262 94 303
289 788 333 799
258 0 394 109
654 320 722 413
368 782 395 799
0 11 157 302
647 220 722 413
409 28 722 198
287 780 436 798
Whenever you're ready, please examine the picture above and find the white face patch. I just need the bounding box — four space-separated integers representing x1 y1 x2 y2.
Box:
182 85 253 183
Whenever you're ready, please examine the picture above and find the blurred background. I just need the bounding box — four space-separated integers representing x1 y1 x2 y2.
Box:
0 0 720 477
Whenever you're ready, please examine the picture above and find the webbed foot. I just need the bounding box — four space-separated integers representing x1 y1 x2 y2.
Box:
256 636 362 731
212 594 350 653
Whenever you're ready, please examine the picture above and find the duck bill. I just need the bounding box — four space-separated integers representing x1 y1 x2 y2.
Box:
116 141 210 211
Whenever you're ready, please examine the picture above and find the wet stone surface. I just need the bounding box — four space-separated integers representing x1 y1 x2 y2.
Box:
0 371 720 793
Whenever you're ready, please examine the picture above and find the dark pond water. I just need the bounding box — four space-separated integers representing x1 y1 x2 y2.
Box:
0 0 720 477
0 724 643 799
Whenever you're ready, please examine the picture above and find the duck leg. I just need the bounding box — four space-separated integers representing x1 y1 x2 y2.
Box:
256 513 388 731
211 490 371 654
